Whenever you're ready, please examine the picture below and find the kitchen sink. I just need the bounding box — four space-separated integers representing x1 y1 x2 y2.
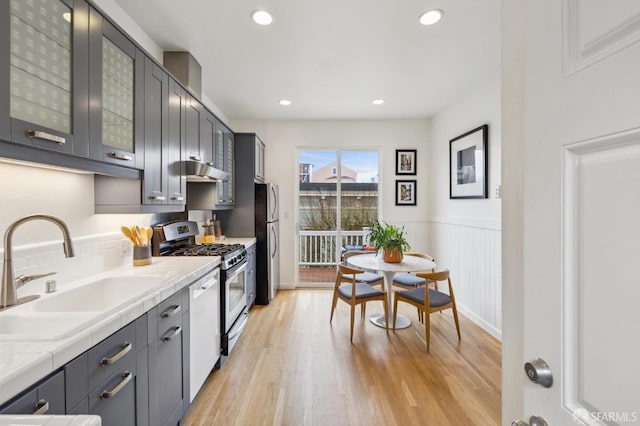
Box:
0 312 98 340
32 275 165 313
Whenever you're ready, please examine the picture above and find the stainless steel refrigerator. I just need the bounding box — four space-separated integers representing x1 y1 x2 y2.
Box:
255 183 280 304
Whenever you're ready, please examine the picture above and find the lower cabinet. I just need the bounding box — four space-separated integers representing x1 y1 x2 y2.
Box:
148 289 189 426
0 370 65 415
0 286 191 426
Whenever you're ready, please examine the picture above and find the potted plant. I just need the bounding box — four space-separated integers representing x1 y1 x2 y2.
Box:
368 220 411 263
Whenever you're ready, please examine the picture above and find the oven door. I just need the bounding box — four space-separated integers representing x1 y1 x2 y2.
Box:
224 261 247 333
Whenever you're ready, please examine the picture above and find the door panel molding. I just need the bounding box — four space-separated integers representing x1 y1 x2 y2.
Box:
563 0 640 75
562 127 640 420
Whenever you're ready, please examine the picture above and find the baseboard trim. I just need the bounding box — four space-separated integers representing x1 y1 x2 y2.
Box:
457 304 502 341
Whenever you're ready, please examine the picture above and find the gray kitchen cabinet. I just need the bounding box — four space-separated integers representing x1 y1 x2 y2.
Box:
148 289 188 426
0 370 65 415
62 316 148 426
184 95 204 163
235 133 265 183
88 9 144 170
247 243 257 308
255 137 266 182
220 133 267 237
0 0 90 157
201 109 217 168
215 122 235 208
166 77 187 206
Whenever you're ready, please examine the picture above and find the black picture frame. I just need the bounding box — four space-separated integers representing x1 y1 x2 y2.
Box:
396 149 417 175
449 124 488 199
395 180 417 206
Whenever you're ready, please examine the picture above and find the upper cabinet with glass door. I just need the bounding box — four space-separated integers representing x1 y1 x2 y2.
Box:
0 0 90 156
88 8 144 169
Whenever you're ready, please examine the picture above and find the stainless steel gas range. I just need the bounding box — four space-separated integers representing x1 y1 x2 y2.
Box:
152 221 249 367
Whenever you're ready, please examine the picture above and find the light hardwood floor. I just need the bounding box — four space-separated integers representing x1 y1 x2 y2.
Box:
183 289 501 426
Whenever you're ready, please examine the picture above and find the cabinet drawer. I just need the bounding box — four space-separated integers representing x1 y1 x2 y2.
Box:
88 322 136 391
89 355 137 425
157 292 183 337
0 370 65 415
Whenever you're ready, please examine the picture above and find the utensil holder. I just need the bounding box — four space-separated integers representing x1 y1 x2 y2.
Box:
133 245 152 266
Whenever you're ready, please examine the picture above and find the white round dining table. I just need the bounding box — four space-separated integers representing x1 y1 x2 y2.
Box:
346 252 436 329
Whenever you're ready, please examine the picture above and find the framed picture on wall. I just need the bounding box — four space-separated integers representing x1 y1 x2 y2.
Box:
396 149 417 175
449 124 488 199
395 180 417 206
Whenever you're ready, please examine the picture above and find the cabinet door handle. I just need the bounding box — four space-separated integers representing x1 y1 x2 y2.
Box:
171 194 184 201
148 194 167 201
190 155 201 161
100 371 132 399
108 152 133 161
26 130 65 145
32 399 49 415
161 304 181 318
100 342 132 366
162 326 182 342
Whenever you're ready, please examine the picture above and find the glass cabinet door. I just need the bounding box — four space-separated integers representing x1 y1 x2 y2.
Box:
101 36 133 154
6 0 89 156
89 10 143 169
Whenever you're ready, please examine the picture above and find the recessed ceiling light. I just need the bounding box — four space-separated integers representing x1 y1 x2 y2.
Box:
372 99 384 105
279 99 291 106
251 10 273 26
419 9 443 26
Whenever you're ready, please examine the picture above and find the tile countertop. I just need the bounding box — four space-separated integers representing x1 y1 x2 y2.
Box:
0 415 101 425
218 237 256 248
0 256 220 406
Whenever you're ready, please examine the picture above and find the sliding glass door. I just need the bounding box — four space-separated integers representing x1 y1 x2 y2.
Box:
296 149 379 285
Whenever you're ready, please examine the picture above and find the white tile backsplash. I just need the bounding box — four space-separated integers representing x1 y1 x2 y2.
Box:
1 232 131 296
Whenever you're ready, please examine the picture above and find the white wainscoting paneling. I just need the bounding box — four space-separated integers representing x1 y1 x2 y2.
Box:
429 218 502 340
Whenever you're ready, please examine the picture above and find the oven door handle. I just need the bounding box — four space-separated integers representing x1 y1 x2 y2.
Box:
228 311 249 340
226 261 248 282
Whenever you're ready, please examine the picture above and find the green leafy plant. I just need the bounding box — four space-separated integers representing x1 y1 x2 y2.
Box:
368 220 411 254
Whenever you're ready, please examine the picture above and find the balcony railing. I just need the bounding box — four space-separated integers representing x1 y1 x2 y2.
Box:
298 230 367 266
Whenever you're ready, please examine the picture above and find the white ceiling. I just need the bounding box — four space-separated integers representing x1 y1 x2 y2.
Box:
112 0 501 121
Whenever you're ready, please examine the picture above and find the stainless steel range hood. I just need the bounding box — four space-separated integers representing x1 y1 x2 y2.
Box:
184 160 229 182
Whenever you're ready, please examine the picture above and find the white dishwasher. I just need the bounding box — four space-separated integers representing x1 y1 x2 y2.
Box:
189 267 220 402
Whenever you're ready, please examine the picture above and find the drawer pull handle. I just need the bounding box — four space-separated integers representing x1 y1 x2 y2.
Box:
148 194 167 201
26 130 65 145
108 152 133 161
190 155 201 161
100 342 132 366
161 305 181 318
162 326 182 342
100 371 132 399
33 399 49 415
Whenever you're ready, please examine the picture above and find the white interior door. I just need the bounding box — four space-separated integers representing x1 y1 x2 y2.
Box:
504 1 640 424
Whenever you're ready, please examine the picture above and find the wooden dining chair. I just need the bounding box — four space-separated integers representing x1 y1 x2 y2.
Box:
342 251 384 289
330 262 388 342
393 269 460 351
391 253 437 290
391 253 436 322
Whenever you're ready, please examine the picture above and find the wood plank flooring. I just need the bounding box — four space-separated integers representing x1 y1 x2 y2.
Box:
183 289 501 426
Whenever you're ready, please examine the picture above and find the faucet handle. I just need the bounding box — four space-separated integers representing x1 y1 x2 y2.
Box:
15 272 57 288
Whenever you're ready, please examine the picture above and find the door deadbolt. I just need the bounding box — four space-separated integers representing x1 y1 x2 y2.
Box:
524 358 553 388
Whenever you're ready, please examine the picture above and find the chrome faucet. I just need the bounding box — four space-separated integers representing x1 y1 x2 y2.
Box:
1 215 75 308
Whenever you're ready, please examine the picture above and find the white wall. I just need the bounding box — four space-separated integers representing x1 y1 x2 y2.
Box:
427 77 503 339
229 119 431 289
